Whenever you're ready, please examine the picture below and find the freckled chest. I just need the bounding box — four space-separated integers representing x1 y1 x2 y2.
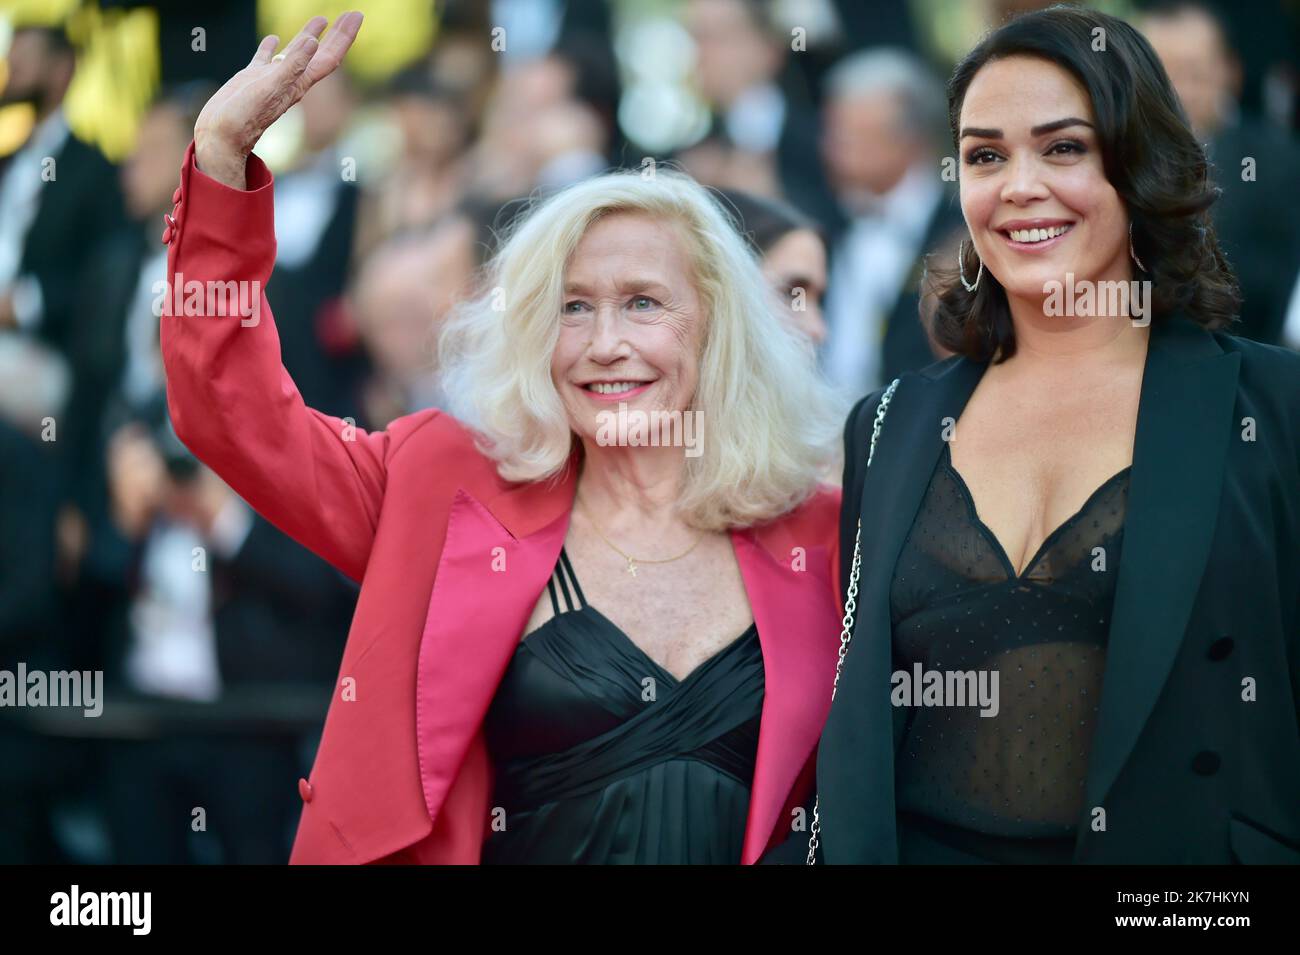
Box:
521 529 755 681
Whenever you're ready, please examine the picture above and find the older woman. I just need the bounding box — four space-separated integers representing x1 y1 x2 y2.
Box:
805 6 1300 864
162 13 844 864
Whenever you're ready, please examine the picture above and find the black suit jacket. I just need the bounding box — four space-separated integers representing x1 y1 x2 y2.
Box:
17 132 124 353
210 512 356 688
262 176 362 420
813 317 1300 864
878 194 964 384
0 420 60 663
824 188 964 393
1207 122 1300 346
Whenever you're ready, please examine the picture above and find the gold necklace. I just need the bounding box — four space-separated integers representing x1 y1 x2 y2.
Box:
578 500 704 577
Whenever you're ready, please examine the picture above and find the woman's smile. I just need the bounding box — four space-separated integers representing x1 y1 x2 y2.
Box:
994 218 1076 252
580 379 657 401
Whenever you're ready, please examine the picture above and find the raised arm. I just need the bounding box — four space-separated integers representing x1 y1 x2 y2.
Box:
161 12 433 583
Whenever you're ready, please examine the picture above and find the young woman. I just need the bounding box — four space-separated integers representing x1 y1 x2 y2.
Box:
805 6 1300 864
716 189 829 346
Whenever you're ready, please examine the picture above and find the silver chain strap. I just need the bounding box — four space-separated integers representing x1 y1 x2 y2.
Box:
806 377 899 865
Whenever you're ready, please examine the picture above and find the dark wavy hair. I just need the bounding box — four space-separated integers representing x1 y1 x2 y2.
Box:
930 4 1240 362
714 188 825 257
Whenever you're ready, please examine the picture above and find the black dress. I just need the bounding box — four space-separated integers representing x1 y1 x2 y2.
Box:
890 442 1131 863
481 549 765 864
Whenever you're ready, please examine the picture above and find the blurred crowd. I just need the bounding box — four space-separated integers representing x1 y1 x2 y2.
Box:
1 0 1298 863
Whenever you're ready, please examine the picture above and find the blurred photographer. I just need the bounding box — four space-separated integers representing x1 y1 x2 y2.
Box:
94 396 356 863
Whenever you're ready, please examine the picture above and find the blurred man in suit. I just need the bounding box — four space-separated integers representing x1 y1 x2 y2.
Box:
59 85 359 863
0 24 124 358
264 69 367 420
680 0 833 220
63 85 213 694
93 395 358 863
0 340 70 862
1140 0 1300 345
819 48 960 396
0 22 126 547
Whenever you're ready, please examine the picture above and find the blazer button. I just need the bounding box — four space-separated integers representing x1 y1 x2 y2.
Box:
1208 636 1234 660
1191 751 1220 776
298 777 314 802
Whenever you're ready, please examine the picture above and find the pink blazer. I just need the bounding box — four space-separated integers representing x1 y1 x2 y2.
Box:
160 143 844 864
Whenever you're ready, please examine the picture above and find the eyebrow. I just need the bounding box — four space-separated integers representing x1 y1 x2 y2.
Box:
563 277 670 295
959 117 1094 139
783 274 819 289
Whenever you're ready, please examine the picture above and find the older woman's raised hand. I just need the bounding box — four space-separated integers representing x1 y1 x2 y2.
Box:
193 11 363 189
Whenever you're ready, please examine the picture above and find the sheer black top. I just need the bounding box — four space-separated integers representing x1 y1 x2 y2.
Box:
890 442 1131 863
481 549 764 864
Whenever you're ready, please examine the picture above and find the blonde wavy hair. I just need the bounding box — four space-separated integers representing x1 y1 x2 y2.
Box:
437 168 845 531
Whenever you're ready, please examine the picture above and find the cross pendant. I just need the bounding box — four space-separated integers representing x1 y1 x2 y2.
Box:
626 558 638 577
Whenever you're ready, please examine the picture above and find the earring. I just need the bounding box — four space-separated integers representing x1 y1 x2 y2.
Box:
959 239 983 292
1129 221 1148 273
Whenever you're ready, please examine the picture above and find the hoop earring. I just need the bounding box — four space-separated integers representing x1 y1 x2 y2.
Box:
959 239 983 292
1129 221 1148 273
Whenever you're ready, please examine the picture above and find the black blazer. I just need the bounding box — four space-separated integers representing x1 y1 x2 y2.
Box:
877 195 964 385
815 317 1300 864
17 132 124 354
1208 122 1300 346
823 189 964 393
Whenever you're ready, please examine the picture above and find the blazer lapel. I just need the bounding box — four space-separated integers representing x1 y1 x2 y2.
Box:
413 458 578 830
1079 320 1240 835
414 448 844 864
734 530 840 864
813 320 1238 863
818 359 986 862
